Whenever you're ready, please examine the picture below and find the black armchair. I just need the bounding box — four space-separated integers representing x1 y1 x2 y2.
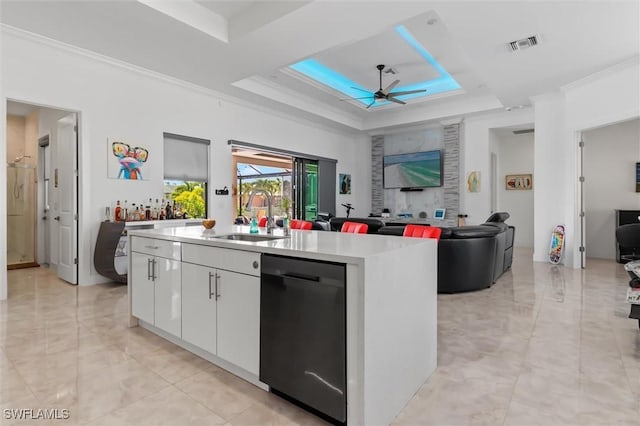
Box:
614 223 640 327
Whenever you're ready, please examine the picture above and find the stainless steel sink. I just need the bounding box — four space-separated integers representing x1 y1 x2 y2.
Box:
209 233 286 242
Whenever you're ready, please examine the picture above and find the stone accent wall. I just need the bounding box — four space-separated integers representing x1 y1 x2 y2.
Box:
370 124 460 226
371 135 385 215
442 124 460 227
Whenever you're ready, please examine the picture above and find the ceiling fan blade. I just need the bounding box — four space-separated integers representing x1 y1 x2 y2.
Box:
366 99 376 109
350 86 373 94
387 97 406 105
388 89 427 97
382 79 400 95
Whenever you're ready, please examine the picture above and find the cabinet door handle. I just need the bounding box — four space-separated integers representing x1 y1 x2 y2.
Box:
208 271 215 299
215 272 221 300
147 258 152 280
145 245 160 250
152 259 157 281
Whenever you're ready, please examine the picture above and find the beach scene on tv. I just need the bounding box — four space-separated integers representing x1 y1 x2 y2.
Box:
383 150 442 189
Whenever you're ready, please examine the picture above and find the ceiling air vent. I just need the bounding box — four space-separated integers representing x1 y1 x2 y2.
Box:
508 35 540 52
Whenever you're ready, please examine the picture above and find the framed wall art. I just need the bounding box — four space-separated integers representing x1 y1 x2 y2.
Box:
505 174 532 190
108 138 149 180
339 173 351 194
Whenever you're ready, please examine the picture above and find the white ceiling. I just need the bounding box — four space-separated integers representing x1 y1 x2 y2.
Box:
2 1 639 133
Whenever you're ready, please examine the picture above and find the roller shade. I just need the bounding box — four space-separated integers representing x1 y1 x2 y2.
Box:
163 133 209 181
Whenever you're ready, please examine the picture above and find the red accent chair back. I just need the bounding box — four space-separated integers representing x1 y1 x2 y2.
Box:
403 224 442 241
290 219 313 230
341 221 368 234
258 217 268 227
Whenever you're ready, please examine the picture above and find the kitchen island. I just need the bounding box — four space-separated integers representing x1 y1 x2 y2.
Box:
127 224 437 425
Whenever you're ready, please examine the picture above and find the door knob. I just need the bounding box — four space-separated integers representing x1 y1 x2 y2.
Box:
54 216 60 221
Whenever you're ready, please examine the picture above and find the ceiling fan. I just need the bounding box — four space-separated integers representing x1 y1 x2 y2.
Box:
343 64 426 109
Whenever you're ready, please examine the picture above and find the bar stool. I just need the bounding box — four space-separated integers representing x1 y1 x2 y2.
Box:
290 219 313 230
341 221 368 234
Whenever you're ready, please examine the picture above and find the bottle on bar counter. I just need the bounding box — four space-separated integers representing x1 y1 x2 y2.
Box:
122 200 128 221
114 200 121 222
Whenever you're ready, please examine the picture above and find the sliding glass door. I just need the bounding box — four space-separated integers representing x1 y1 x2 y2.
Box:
293 158 318 221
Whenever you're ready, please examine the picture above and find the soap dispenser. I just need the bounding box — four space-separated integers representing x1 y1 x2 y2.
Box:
249 216 259 234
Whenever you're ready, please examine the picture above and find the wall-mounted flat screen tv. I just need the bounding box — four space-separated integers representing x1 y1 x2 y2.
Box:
383 150 443 189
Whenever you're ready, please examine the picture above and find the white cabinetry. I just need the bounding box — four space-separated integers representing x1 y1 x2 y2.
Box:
130 237 182 338
181 244 260 374
181 262 217 354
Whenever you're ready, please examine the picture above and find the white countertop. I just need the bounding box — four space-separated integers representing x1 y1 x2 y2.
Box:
128 224 433 264
124 218 202 228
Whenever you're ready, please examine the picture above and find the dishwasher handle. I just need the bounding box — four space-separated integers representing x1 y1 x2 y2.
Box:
282 272 320 282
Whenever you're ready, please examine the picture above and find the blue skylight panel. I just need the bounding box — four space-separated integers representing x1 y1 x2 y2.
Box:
289 25 461 108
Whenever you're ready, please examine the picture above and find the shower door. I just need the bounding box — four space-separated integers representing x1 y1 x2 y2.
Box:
7 163 37 268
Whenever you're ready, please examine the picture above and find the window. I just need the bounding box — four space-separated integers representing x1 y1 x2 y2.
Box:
163 133 209 219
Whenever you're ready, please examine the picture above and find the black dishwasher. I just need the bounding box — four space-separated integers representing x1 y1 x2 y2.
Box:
260 254 346 424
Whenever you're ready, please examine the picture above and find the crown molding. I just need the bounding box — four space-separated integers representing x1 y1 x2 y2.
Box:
1 24 365 138
561 55 640 93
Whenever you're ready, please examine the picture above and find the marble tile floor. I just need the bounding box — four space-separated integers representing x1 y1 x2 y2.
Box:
0 248 638 425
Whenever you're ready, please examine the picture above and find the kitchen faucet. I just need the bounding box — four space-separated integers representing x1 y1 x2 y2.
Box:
246 189 275 234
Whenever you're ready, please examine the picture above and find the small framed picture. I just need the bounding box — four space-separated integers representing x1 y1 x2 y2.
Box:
505 174 532 190
339 173 351 194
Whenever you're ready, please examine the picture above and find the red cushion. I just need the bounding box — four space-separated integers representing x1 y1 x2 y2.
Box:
290 219 312 230
403 224 441 241
258 217 267 227
341 221 368 234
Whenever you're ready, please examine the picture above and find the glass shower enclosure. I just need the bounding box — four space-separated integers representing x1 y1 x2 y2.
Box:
7 162 37 268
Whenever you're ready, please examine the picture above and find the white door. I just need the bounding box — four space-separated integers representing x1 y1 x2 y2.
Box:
216 269 260 375
181 262 217 354
153 257 182 338
56 113 78 284
130 252 155 325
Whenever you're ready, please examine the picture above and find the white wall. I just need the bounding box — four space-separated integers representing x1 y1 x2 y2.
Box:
583 118 640 259
532 58 640 267
0 18 5 299
1 28 370 288
461 108 534 225
494 131 534 248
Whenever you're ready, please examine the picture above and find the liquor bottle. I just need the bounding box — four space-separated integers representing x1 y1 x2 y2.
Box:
153 198 160 220
114 200 121 222
165 201 172 220
122 200 128 221
145 203 151 221
129 203 136 221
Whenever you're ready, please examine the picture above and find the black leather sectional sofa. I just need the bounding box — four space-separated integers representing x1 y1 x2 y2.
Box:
328 213 515 293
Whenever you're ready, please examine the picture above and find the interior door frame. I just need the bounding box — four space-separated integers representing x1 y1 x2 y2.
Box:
1 98 81 299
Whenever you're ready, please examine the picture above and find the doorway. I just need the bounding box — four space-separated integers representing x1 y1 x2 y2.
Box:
5 100 79 285
293 157 318 221
231 144 336 224
581 118 640 262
